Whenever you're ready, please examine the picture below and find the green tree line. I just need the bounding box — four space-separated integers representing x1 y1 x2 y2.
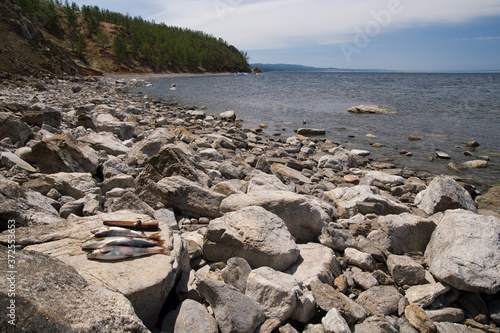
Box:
13 0 251 72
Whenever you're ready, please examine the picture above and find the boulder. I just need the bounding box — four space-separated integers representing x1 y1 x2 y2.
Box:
322 308 351 333
203 206 299 271
219 110 236 121
221 257 252 293
310 280 367 324
21 109 62 128
362 170 404 186
220 191 330 243
347 105 398 114
271 163 312 185
386 254 426 286
104 191 155 216
404 304 436 333
356 286 403 316
1 151 37 172
78 132 130 156
463 160 487 168
0 176 62 230
414 176 477 214
318 155 344 171
424 209 500 294
102 156 133 179
124 128 176 166
41 172 101 199
344 247 377 271
323 185 409 219
246 266 316 323
10 210 189 329
95 113 135 139
286 243 342 288
30 133 99 174
0 246 149 332
353 316 399 333
405 283 450 308
296 128 326 136
0 111 32 145
367 213 436 255
137 175 224 217
476 185 500 218
197 280 265 333
174 299 218 333
319 226 356 252
101 174 135 194
212 179 247 196
246 172 289 192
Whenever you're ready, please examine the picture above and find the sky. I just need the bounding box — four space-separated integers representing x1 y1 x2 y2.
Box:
71 0 500 71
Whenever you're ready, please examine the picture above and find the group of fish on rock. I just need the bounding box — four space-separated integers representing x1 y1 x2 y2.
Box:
81 221 169 260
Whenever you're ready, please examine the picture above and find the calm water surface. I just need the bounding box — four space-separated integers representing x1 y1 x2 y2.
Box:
135 72 500 190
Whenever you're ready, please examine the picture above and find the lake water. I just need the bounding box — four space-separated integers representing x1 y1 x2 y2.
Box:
135 72 500 190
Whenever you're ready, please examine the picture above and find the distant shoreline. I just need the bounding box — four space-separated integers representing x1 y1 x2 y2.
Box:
103 72 235 80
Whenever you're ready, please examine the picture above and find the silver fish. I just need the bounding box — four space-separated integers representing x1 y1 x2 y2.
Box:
90 226 162 240
81 237 164 250
87 245 170 261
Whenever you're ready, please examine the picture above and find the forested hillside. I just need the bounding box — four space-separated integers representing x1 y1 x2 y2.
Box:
3 0 251 75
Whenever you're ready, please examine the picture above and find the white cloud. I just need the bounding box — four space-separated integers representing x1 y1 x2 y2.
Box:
147 0 500 50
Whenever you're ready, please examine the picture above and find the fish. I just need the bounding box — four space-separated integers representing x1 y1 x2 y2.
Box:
81 237 164 250
87 245 170 261
90 226 162 240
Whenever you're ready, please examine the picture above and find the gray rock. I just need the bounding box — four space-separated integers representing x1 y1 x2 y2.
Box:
425 308 465 323
356 286 403 316
414 176 477 214
246 171 289 192
203 206 299 271
353 316 399 333
31 133 99 174
102 156 133 179
362 170 404 186
322 308 351 333
221 257 252 293
347 105 398 114
219 110 236 120
0 176 62 230
212 179 247 196
41 172 101 199
368 213 436 255
286 242 342 288
434 322 485 333
59 198 85 218
174 299 218 333
271 163 312 185
79 131 130 156
436 151 451 159
83 193 103 216
344 247 377 271
154 208 178 230
219 161 245 179
220 191 330 243
104 191 155 216
303 324 326 333
319 226 357 252
476 185 500 218
424 209 500 294
352 271 379 290
95 113 135 139
138 175 224 217
0 111 32 145
296 128 326 136
318 155 344 171
386 254 426 286
17 210 188 329
124 128 175 166
405 282 450 308
197 280 265 333
199 147 223 161
310 280 367 325
323 185 409 219
21 108 62 128
1 151 37 172
0 246 149 332
101 174 135 194
246 266 315 323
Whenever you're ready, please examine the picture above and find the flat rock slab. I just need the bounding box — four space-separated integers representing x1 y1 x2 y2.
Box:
13 210 186 329
425 209 500 294
0 246 149 332
347 105 398 114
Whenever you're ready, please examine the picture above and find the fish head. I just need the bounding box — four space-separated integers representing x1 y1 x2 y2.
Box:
86 246 113 259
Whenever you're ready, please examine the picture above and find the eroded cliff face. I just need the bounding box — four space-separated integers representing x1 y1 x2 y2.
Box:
0 0 82 79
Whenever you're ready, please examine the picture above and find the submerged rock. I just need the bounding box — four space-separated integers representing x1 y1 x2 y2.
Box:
347 105 398 114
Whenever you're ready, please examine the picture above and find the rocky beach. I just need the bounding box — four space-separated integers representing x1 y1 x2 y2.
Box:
1 74 500 333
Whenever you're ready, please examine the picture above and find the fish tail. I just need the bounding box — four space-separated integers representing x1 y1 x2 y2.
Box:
149 232 162 240
156 238 166 247
158 247 171 256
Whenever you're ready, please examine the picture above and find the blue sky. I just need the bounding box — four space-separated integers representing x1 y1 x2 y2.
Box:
71 0 500 71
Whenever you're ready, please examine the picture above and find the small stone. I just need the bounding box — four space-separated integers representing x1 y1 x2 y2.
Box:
405 304 436 333
344 248 377 271
435 151 451 159
366 134 377 139
408 135 422 141
322 308 351 333
466 140 480 147
463 160 487 168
